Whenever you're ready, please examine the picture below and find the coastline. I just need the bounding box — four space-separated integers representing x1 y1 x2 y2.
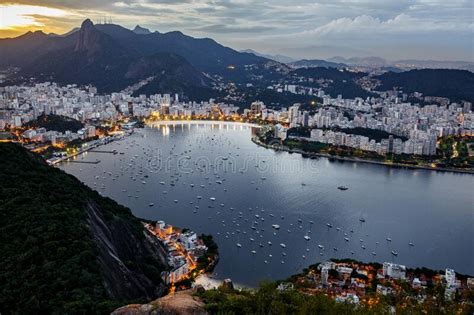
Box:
145 120 472 174
147 120 259 128
252 137 474 175
49 130 133 165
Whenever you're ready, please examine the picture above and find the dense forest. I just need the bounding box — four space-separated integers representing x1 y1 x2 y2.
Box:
0 143 166 314
292 67 374 99
376 69 474 103
24 114 84 133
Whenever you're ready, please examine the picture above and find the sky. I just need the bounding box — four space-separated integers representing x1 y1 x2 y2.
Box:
0 0 473 61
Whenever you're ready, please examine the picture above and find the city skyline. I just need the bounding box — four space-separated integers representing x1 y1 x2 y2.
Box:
0 0 472 61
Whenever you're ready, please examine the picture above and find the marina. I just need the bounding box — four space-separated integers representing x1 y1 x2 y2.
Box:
59 122 474 286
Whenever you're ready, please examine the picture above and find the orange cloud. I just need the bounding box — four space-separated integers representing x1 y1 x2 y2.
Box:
0 3 71 37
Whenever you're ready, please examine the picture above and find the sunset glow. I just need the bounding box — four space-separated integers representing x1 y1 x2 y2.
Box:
0 4 67 33
0 0 471 59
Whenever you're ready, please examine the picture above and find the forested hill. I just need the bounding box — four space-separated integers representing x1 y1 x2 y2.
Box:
376 69 474 103
0 143 168 314
24 114 84 133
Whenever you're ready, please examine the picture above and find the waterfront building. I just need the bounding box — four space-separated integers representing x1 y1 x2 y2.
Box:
383 262 406 280
274 124 288 141
250 101 265 117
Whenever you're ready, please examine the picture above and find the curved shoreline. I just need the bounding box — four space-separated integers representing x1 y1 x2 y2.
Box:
147 120 260 128
145 121 472 174
252 137 474 175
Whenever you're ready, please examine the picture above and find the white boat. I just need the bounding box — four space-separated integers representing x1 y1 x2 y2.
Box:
236 243 242 248
318 244 324 249
210 197 216 201
391 250 398 256
271 224 280 230
304 235 311 241
280 243 286 248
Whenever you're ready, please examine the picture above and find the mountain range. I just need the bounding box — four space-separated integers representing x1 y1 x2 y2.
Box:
240 49 295 63
0 19 277 99
289 59 348 69
1 20 473 104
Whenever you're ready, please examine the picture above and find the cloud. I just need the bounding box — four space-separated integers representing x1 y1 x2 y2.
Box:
304 14 472 37
0 0 472 61
192 23 274 34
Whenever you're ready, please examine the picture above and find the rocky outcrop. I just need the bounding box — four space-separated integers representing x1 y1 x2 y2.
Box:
86 201 168 301
112 289 208 315
133 25 152 35
0 143 170 313
74 19 103 55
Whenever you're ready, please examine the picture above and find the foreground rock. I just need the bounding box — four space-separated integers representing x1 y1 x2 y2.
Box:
0 143 169 313
112 289 208 315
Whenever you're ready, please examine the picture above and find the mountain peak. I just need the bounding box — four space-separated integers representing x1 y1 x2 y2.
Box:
133 25 151 35
75 19 102 53
21 30 47 38
81 18 94 29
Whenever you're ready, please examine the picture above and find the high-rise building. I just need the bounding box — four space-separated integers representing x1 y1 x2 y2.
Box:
301 111 309 127
288 104 300 127
388 135 394 153
250 101 265 117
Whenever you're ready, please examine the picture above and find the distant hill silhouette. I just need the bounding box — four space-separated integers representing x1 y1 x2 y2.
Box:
0 19 274 98
376 69 474 103
1 20 472 103
290 59 347 69
293 67 374 99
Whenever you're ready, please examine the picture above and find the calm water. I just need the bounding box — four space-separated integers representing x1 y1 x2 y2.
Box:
60 122 474 286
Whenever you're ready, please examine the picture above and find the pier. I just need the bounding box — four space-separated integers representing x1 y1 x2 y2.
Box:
89 150 118 154
67 160 101 164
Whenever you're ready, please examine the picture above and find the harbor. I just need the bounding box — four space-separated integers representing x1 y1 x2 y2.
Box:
59 123 474 286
